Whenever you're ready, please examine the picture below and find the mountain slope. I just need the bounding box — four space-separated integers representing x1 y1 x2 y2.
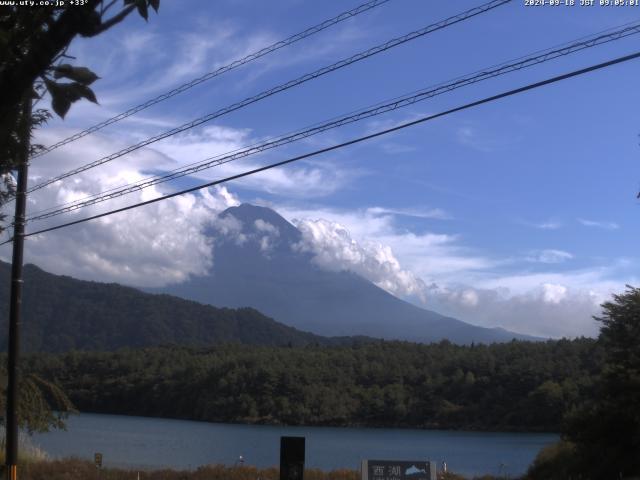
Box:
0 261 346 352
164 204 539 344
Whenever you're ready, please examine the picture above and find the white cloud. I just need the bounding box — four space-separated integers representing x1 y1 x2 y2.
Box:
365 111 429 136
60 10 376 128
428 282 605 338
281 204 493 305
527 249 573 264
213 212 247 246
132 126 358 199
456 125 517 153
254 219 279 235
226 21 372 90
285 213 625 338
2 141 241 287
14 113 358 286
120 31 162 68
276 203 637 338
201 185 241 211
380 142 417 154
536 222 562 230
460 289 479 307
254 219 280 253
13 187 234 288
277 203 493 285
29 115 358 214
541 283 568 304
292 218 427 301
457 126 479 148
520 219 563 230
578 218 620 230
74 21 242 104
366 206 451 220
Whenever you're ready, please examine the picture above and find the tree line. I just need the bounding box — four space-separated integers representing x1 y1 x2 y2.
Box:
21 337 601 432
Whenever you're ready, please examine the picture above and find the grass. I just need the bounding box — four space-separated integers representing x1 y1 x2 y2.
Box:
0 458 511 480
0 434 48 465
15 460 360 480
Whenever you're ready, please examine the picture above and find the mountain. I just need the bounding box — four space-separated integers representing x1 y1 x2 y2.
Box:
0 261 357 352
163 203 539 344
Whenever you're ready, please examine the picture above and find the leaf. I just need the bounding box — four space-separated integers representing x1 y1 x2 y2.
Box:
149 0 160 12
136 0 148 20
44 78 62 97
73 67 100 85
51 95 72 119
44 78 98 119
53 65 99 85
77 10 102 37
53 63 74 79
70 83 98 104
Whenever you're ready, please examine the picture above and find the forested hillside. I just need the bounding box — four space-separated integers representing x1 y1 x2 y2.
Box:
25 338 602 432
0 262 358 351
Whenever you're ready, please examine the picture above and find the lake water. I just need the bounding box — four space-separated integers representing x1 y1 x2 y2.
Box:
30 413 558 478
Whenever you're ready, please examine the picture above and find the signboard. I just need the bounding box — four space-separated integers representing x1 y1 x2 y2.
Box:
94 452 103 468
361 460 436 480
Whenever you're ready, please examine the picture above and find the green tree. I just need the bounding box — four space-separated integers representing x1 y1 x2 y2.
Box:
0 0 160 436
0 367 75 433
564 286 640 478
0 0 160 229
525 441 581 480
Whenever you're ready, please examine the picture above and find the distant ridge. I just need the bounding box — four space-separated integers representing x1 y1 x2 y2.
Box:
0 261 363 352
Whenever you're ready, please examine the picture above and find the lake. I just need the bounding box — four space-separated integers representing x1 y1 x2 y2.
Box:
30 413 557 478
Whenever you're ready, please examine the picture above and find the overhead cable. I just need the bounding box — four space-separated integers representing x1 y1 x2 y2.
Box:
31 0 393 159
26 20 640 222
28 0 512 193
4 49 637 244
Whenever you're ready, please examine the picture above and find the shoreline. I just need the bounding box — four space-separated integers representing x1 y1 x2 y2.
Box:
65 410 561 435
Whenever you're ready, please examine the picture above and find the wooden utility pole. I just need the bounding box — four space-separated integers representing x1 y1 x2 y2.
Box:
5 99 31 480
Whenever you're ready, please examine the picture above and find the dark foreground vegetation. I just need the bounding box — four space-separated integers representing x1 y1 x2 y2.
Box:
523 287 640 479
7 459 493 480
24 338 599 432
12 460 359 480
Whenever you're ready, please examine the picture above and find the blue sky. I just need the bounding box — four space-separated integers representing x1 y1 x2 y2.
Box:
3 0 640 338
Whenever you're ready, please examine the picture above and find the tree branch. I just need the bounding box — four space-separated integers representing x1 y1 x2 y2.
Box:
85 4 136 38
101 0 119 16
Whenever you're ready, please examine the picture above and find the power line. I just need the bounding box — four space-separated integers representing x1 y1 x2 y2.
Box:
29 18 640 219
25 20 640 222
5 49 638 245
27 0 512 194
31 0 393 159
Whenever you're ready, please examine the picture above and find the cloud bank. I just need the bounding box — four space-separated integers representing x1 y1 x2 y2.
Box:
276 204 633 338
292 217 428 301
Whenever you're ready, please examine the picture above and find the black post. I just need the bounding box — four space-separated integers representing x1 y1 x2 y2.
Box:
280 436 305 480
5 100 31 480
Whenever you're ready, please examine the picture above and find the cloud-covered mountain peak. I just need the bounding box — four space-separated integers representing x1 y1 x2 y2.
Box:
164 203 538 344
217 203 302 245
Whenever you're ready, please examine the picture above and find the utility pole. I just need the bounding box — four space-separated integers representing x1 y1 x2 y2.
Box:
5 99 31 480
